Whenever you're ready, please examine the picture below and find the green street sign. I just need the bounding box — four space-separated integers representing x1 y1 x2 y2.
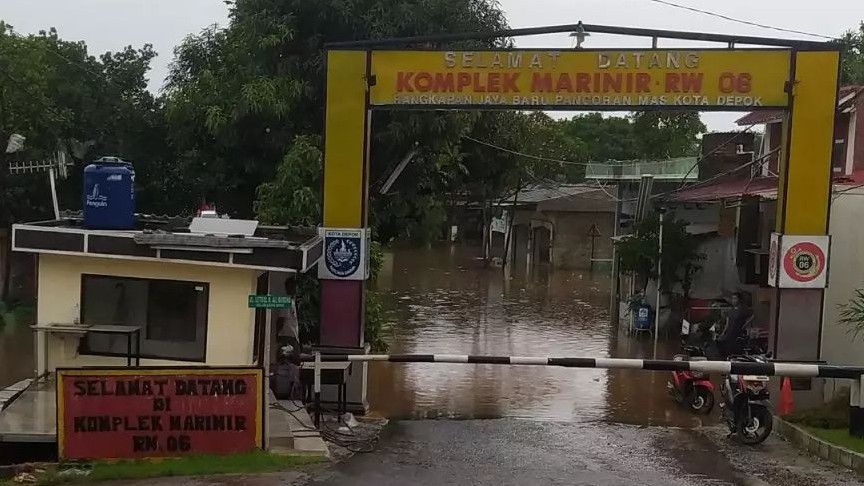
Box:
248 295 293 309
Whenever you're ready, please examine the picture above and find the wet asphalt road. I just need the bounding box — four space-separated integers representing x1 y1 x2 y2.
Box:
112 419 863 486
302 419 862 486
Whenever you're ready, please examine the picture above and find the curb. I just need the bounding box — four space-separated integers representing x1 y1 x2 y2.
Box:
774 417 864 475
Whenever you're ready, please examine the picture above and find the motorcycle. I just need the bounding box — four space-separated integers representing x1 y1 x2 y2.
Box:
719 354 773 444
667 345 715 414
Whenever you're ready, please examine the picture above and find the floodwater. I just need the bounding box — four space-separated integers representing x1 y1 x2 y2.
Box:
0 244 707 427
0 313 34 389
369 244 711 427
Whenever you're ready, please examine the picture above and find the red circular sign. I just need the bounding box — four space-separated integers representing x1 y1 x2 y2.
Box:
782 241 825 282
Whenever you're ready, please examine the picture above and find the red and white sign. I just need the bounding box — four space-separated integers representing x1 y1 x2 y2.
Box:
776 235 829 288
57 368 263 460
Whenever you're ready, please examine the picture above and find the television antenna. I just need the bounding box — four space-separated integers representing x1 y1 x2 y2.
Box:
9 151 74 220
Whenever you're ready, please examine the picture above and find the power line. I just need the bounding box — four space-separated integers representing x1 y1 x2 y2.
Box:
646 0 835 40
463 135 651 167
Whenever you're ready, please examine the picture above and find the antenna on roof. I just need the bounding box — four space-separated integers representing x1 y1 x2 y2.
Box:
9 150 74 220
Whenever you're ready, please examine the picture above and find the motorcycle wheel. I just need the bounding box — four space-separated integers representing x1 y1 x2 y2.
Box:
689 387 715 414
736 405 773 445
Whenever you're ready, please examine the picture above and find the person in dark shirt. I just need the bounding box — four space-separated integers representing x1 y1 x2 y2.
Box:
717 292 753 358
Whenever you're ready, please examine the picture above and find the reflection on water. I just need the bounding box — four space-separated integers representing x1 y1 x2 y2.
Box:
370 244 713 427
0 315 34 388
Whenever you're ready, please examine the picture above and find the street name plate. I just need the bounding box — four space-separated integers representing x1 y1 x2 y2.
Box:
248 295 293 309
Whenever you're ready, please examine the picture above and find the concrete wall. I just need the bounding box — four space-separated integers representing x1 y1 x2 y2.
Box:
36 253 260 371
506 209 613 270
822 187 864 400
550 211 614 269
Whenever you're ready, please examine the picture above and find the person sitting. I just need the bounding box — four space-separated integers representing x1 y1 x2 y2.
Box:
717 292 752 358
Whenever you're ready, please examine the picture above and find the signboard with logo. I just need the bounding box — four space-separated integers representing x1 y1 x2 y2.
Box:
319 227 370 280
769 234 829 288
57 367 264 460
369 49 791 109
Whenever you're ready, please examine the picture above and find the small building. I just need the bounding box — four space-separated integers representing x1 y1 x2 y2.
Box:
0 214 322 444
493 184 617 271
656 85 864 406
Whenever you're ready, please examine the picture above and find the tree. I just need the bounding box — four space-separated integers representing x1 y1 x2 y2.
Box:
253 136 389 349
165 0 508 218
630 112 705 159
839 288 864 341
840 22 864 85
616 211 704 297
0 23 168 300
558 112 706 163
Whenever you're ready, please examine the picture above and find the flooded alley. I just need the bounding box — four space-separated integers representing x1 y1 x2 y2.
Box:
368 244 703 427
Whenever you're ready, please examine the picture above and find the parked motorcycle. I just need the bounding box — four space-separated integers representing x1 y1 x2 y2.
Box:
719 354 773 444
667 345 715 414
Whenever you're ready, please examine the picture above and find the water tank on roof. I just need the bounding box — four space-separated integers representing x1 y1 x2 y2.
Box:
83 156 135 230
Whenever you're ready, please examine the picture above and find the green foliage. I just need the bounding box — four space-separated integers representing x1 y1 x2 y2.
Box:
166 0 508 217
0 23 172 223
558 111 705 163
803 427 864 455
253 137 390 349
30 451 324 484
838 288 864 341
840 22 864 84
616 211 704 294
787 388 850 429
255 135 322 226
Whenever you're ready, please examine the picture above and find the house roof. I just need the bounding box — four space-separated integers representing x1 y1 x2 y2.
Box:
666 177 778 203
504 184 605 203
735 110 784 126
736 85 864 126
12 215 322 273
494 183 617 213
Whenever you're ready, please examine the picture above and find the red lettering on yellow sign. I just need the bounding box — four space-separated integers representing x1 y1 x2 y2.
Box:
396 71 522 93
718 72 752 93
395 70 746 97
664 73 704 93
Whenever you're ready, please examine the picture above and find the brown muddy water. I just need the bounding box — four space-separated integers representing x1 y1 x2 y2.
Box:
0 245 708 428
0 313 34 389
369 244 711 427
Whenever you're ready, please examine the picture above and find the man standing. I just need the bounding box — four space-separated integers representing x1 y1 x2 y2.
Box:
273 275 301 399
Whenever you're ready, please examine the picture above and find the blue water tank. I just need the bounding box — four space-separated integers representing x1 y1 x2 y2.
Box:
83 157 135 230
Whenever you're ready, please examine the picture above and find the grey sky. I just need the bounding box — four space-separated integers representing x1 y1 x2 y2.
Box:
1 0 860 131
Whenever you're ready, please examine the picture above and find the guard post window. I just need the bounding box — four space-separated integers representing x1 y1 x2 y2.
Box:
80 275 208 361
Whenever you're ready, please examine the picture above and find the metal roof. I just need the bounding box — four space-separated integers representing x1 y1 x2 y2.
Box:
736 86 864 125
666 177 778 203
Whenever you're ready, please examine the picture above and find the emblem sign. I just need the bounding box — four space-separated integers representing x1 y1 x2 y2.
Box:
319 228 369 280
770 234 829 288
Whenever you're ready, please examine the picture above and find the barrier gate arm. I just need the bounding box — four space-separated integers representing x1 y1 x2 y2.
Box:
302 354 864 379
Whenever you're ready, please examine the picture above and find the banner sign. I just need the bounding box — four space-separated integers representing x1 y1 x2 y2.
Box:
57 368 263 460
319 227 370 280
369 49 791 109
777 235 830 288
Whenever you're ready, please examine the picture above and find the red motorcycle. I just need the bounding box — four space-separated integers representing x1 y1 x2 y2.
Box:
667 345 715 414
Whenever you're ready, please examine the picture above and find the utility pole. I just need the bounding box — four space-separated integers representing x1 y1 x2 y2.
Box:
653 207 666 359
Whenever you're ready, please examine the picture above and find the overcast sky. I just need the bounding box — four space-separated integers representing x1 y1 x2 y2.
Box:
1 0 860 131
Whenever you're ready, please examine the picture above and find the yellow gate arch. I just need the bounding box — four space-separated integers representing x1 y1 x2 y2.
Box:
318 23 840 366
